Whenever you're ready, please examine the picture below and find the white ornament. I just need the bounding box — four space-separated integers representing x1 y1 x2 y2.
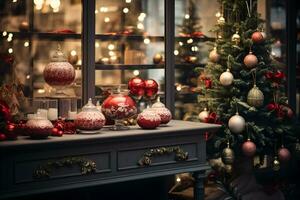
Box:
198 108 209 122
209 47 220 63
228 112 245 134
219 69 234 86
217 16 225 25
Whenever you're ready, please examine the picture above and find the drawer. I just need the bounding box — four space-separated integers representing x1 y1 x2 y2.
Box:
14 152 111 184
117 143 198 171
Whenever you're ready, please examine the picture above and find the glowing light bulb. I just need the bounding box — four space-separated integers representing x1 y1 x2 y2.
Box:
179 42 183 46
187 38 193 44
2 31 7 37
95 42 100 48
50 0 61 10
108 51 115 56
8 48 13 54
95 10 99 14
215 12 221 18
123 8 129 13
12 0 17 3
24 41 30 47
71 50 77 56
104 17 110 23
191 46 199 51
184 14 190 19
8 33 13 38
125 0 132 3
137 23 144 30
100 7 108 12
176 177 181 182
7 37 12 42
26 75 31 79
133 70 140 76
108 44 115 50
174 50 179 55
143 38 150 44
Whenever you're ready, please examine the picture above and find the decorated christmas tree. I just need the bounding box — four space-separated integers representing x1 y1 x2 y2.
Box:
195 0 300 195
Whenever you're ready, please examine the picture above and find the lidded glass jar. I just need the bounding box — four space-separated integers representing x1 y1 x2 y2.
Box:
43 46 75 95
75 98 106 131
26 115 53 139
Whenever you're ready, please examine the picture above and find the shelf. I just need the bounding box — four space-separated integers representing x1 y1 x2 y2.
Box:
95 64 165 70
7 31 81 40
95 34 164 42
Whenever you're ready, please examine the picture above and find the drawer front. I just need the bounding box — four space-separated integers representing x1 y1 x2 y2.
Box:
117 143 198 171
14 152 111 184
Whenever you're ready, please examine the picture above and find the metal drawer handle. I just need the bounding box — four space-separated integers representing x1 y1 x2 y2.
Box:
138 146 189 166
33 157 97 179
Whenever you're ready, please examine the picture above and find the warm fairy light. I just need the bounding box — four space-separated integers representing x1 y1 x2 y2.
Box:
191 46 198 51
138 13 146 21
7 37 12 42
108 44 115 50
176 177 181 182
125 0 132 3
8 33 13 38
110 56 117 62
71 50 77 56
123 7 129 13
50 0 61 10
24 41 30 47
143 38 150 44
184 14 190 19
100 7 108 12
176 85 182 91
95 10 99 14
34 0 43 9
133 70 140 76
174 50 179 55
187 38 193 44
78 59 82 65
37 89 45 94
108 51 115 56
179 42 183 46
8 48 13 54
104 17 110 23
12 0 17 3
95 42 100 48
215 12 221 18
26 75 31 79
2 31 7 37
137 23 144 30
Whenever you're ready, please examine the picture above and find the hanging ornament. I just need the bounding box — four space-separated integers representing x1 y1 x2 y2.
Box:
221 143 235 165
128 77 145 97
198 108 209 122
153 53 163 64
228 112 245 134
231 31 241 45
219 69 234 86
0 133 6 141
278 146 291 162
243 51 258 68
280 105 294 119
209 47 220 63
272 156 280 171
251 31 264 44
144 79 159 99
247 85 264 107
137 109 161 129
151 97 172 124
217 16 225 25
242 139 256 157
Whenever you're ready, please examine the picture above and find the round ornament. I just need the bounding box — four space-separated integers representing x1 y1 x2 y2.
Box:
128 77 145 97
151 98 172 124
273 157 280 171
242 139 256 157
228 113 246 134
209 47 220 63
198 108 209 122
75 98 106 131
280 105 293 119
0 133 6 141
222 147 235 165
231 31 241 44
68 51 79 65
144 79 159 99
153 53 163 64
247 85 264 107
217 16 225 25
219 69 234 86
251 31 264 44
0 100 11 122
43 47 75 94
137 109 161 129
278 147 291 162
243 52 258 68
26 116 53 139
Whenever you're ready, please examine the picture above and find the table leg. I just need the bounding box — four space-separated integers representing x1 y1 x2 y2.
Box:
193 171 206 200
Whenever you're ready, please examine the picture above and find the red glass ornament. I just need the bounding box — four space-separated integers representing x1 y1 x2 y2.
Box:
26 117 53 139
251 31 264 44
144 79 158 99
0 133 6 141
278 147 291 162
137 109 161 129
75 99 106 130
52 127 59 135
204 78 212 89
43 47 75 92
242 139 256 157
128 77 145 97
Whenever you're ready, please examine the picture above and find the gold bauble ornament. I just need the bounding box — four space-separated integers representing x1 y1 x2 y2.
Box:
217 16 225 25
228 112 246 134
272 156 280 171
209 47 220 63
153 53 163 64
222 147 235 165
244 51 258 68
247 85 264 107
198 108 209 122
219 69 234 86
231 31 241 44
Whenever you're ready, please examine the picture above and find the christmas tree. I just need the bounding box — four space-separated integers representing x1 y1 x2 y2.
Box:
195 0 300 196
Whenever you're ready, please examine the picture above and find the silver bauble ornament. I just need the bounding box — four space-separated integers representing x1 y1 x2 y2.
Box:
247 85 264 107
228 113 245 134
222 147 235 165
217 16 225 25
219 69 234 86
244 52 258 68
231 32 241 44
209 47 220 63
198 108 209 122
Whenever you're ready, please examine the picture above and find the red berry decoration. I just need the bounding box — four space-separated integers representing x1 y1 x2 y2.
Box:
128 77 145 97
144 79 158 99
251 31 264 44
0 133 6 141
137 109 161 129
278 147 291 162
242 139 256 157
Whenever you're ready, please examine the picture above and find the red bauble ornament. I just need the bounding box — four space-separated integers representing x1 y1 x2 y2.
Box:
128 77 145 97
244 52 258 68
278 147 291 162
5 123 18 140
52 127 59 135
137 109 161 129
0 133 6 141
204 78 212 89
144 79 159 99
242 139 256 157
57 130 64 137
251 31 264 44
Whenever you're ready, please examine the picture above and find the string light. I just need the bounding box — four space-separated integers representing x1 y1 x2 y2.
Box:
138 13 146 21
123 8 129 13
95 10 99 14
2 31 7 37
95 42 100 48
8 48 13 54
24 41 30 47
184 14 190 19
133 70 140 76
125 0 132 3
187 38 193 44
143 38 150 44
100 7 108 12
179 42 183 46
108 44 115 50
174 50 179 55
104 17 110 23
137 23 144 30
70 50 77 56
